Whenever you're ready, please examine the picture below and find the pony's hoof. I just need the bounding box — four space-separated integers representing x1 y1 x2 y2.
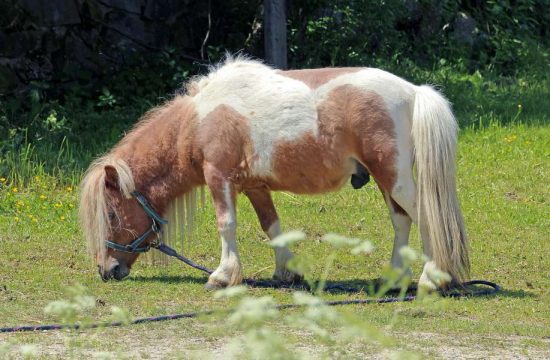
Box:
419 261 450 291
417 279 437 292
273 269 303 284
204 279 227 291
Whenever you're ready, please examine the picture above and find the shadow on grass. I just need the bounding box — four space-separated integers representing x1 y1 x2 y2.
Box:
127 275 535 299
128 274 208 285
492 289 535 299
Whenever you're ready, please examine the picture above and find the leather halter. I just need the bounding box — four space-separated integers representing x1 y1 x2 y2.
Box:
104 191 167 253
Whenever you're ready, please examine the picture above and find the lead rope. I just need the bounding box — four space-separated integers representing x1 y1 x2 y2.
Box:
0 244 500 333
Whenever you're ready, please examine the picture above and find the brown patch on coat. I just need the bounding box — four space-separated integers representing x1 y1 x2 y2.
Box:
269 133 354 194
196 104 254 182
243 189 279 232
278 68 362 89
271 85 398 194
114 96 205 207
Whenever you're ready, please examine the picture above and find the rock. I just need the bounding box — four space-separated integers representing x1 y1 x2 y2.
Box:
19 0 80 26
0 31 42 57
453 12 478 46
105 11 154 48
102 0 141 15
144 0 182 20
63 31 101 73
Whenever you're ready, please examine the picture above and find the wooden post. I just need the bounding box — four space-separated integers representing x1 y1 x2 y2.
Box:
264 0 287 69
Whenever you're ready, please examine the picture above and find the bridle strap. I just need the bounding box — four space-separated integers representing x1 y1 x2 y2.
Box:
105 191 167 253
131 191 168 225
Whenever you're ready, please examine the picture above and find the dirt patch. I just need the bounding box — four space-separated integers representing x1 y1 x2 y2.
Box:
2 325 549 359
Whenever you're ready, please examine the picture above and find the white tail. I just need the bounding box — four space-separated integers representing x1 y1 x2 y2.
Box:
411 85 470 283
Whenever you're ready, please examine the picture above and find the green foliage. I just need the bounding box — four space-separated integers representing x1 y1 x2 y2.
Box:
288 0 549 75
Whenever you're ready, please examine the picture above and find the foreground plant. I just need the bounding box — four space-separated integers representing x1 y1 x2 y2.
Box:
209 233 434 359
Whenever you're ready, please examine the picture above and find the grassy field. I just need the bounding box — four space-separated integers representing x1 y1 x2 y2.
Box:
1 121 549 358
1 64 549 358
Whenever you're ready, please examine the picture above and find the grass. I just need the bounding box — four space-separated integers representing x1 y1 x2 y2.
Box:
0 122 549 358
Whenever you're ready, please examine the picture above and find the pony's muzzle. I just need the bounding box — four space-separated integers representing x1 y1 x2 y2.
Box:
98 260 130 281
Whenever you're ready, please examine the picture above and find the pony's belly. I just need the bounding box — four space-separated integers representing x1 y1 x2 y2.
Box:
266 157 355 194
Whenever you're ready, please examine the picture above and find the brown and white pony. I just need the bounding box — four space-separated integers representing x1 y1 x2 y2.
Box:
80 57 469 289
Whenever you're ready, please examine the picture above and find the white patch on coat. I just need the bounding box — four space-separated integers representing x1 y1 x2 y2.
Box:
222 181 236 229
266 220 281 239
265 220 295 279
191 59 318 176
209 180 241 286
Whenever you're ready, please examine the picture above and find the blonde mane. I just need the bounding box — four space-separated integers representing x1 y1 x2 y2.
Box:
80 154 202 266
157 188 204 265
79 156 135 265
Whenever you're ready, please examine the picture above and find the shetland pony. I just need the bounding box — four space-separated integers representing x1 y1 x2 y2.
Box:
80 57 469 289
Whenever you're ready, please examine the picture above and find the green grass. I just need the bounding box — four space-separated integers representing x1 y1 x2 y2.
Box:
1 123 549 358
0 65 548 357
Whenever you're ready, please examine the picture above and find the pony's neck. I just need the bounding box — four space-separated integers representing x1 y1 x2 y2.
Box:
113 96 204 213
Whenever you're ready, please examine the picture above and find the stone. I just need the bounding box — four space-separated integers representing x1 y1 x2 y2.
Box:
103 0 141 15
453 12 478 46
143 0 182 20
19 0 80 26
0 31 42 57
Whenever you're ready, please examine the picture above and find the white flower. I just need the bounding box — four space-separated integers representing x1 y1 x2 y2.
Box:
351 240 375 255
214 285 247 299
427 267 452 286
110 306 131 324
322 233 361 248
19 344 38 359
229 296 278 326
399 246 418 263
292 291 322 306
270 231 306 247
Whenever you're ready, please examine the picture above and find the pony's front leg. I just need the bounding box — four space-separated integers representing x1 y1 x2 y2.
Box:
204 167 243 289
244 189 302 283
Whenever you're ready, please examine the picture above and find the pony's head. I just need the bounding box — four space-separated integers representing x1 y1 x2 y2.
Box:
80 157 151 281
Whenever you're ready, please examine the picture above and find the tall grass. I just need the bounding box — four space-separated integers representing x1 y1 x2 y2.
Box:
1 136 82 188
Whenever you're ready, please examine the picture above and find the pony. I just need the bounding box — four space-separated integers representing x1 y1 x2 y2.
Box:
80 57 469 290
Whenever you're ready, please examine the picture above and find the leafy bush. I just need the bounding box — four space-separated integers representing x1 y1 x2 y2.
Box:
287 0 549 75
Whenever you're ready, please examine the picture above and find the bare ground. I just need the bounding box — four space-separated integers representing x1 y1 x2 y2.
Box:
2 323 549 359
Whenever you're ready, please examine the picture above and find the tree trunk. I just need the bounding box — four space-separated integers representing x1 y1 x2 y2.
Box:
264 0 287 69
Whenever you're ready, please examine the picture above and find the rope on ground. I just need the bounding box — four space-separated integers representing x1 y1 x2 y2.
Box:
0 280 500 333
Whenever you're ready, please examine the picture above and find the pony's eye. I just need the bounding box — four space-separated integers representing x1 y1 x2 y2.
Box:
108 212 116 221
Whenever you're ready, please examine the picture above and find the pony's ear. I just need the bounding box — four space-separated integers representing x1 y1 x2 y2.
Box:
104 165 119 190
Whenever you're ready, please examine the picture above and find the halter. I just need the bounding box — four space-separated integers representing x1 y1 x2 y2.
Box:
104 191 167 253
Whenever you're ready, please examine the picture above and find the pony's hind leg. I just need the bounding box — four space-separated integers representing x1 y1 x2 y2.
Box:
203 164 243 289
390 164 438 289
384 193 413 272
244 188 302 283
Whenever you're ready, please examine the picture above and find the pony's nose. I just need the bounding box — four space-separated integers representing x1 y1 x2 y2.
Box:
111 264 123 280
110 263 130 281
98 261 129 281
98 265 111 282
